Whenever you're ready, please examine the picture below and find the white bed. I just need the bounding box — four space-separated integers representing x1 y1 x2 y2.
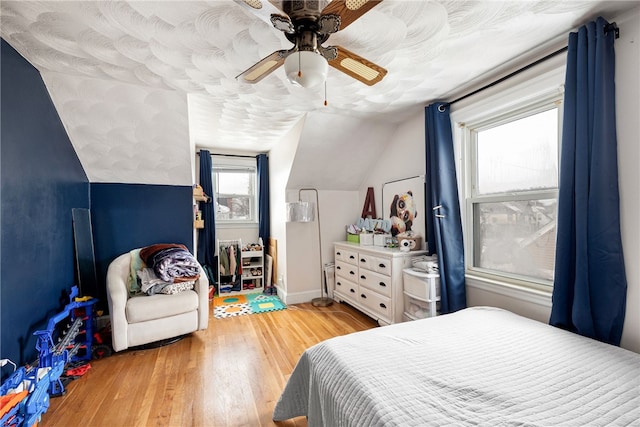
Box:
273 307 640 426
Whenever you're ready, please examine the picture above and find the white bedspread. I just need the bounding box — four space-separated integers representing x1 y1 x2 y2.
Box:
273 307 640 426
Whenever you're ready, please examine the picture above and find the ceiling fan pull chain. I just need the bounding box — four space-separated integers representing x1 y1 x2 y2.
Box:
324 81 328 106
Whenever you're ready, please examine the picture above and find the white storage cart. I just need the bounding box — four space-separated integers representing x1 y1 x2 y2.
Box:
402 267 440 320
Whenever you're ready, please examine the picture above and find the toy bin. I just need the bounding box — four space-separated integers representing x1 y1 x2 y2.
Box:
359 233 373 246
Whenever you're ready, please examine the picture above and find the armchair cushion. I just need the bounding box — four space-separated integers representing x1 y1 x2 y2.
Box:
126 291 199 324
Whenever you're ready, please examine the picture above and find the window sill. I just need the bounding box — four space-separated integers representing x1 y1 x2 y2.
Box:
465 271 552 308
215 222 258 229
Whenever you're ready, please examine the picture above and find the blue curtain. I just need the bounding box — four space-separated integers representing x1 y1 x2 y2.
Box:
197 150 216 269
425 102 466 313
257 154 270 244
550 17 626 346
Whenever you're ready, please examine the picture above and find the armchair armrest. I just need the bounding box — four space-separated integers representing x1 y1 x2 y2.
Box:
106 252 132 352
195 264 210 330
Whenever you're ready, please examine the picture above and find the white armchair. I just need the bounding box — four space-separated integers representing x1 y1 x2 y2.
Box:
106 249 209 352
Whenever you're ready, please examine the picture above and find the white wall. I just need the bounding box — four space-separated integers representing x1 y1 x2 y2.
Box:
360 110 425 221
614 6 640 352
269 116 305 294
279 107 426 304
216 227 259 246
284 189 360 303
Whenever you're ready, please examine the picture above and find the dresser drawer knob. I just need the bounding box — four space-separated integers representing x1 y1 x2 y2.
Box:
361 258 367 263
378 282 387 287
349 255 355 259
336 251 341 256
336 265 341 270
379 303 387 309
350 288 355 293
361 294 367 299
378 263 386 268
350 271 355 275
336 281 342 286
360 275 366 280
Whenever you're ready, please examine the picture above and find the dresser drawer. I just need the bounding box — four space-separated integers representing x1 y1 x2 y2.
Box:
335 247 358 265
358 253 392 276
358 269 392 298
358 288 392 321
335 260 358 281
335 276 358 300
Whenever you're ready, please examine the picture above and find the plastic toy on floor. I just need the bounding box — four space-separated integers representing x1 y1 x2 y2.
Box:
0 285 99 427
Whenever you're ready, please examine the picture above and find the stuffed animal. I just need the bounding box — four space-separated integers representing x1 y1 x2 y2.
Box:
400 238 412 252
390 216 406 235
389 191 417 236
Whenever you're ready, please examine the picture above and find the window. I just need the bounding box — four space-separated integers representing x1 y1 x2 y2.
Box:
465 99 561 285
212 156 257 225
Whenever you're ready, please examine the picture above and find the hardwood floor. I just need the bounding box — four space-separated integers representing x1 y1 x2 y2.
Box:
42 301 378 427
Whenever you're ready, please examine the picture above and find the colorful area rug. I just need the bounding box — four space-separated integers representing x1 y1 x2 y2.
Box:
213 293 286 319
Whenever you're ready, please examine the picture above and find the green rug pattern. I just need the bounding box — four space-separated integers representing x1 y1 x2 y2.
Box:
213 293 286 319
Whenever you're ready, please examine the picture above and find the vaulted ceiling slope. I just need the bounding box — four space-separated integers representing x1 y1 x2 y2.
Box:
1 1 634 186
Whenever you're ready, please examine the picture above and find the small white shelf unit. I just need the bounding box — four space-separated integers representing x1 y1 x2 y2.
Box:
217 238 264 295
240 247 264 292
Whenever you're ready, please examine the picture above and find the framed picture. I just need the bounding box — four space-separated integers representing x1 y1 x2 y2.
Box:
382 176 426 244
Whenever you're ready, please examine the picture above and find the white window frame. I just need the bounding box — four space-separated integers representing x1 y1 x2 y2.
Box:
211 155 258 228
461 92 563 291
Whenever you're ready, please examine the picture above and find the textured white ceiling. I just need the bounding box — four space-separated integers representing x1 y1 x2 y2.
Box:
1 1 634 186
41 71 193 185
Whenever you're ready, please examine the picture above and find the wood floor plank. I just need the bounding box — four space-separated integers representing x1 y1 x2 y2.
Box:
40 301 376 426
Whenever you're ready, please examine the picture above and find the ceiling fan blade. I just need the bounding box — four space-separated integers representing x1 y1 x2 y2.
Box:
236 50 292 84
233 0 293 33
329 46 387 86
321 0 382 31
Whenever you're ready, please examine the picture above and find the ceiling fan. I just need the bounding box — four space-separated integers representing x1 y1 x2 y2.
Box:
235 0 387 88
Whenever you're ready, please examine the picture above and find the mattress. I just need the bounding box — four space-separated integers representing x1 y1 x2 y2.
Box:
273 307 640 426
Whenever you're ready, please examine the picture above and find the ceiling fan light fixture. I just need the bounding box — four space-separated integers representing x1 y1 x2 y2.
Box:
284 51 328 88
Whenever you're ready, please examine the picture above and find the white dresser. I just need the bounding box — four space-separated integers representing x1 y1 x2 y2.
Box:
333 242 426 325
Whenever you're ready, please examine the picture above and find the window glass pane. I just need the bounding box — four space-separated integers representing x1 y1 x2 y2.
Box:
216 196 253 220
217 171 252 196
213 167 256 222
473 199 557 281
476 109 558 195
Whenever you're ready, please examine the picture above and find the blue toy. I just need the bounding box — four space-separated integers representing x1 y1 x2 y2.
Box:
1 286 97 427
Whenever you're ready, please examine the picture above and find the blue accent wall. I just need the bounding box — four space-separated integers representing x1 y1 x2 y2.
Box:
1 39 90 366
90 183 193 308
1 39 195 368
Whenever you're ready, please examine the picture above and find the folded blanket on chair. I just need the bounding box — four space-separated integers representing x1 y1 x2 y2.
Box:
137 268 195 295
140 243 200 283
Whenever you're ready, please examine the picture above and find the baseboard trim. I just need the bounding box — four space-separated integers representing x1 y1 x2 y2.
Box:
277 288 319 305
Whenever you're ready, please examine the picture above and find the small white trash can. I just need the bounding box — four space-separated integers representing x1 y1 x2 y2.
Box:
323 263 335 299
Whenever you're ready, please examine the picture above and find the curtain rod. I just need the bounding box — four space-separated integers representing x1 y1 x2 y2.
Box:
449 22 619 106
196 151 256 159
